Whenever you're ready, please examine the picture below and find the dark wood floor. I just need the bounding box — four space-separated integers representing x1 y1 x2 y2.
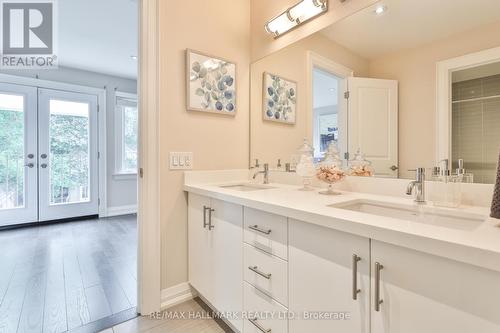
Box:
0 215 137 333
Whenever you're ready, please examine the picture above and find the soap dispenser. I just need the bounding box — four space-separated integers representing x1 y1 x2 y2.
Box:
456 159 474 183
432 159 462 208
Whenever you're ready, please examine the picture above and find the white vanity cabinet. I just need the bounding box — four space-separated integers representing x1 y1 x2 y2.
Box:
371 240 500 333
288 218 371 333
187 193 243 331
186 190 500 333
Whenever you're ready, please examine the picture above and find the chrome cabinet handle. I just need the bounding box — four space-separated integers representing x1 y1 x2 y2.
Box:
375 262 384 311
390 165 398 171
203 206 210 228
208 207 215 230
352 254 361 300
24 162 34 168
248 225 271 235
27 153 34 159
248 266 272 279
40 163 48 169
249 318 271 333
40 153 47 159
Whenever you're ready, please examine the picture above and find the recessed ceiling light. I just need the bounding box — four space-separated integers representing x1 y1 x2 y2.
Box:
374 5 387 15
329 88 335 92
130 55 138 60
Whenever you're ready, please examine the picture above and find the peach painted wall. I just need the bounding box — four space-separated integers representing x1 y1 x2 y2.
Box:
250 0 379 61
159 0 250 289
369 21 500 178
250 33 369 165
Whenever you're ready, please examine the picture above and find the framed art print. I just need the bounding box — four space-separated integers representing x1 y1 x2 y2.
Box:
186 49 237 115
263 72 297 124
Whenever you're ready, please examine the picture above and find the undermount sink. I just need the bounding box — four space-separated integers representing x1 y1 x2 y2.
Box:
330 199 485 230
219 183 276 192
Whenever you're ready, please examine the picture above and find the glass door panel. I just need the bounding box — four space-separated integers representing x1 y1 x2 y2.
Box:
0 83 38 225
49 99 91 205
38 88 98 221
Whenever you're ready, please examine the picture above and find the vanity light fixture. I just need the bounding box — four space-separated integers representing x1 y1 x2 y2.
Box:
265 0 328 38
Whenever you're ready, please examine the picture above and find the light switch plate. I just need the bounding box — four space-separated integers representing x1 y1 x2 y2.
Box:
169 152 193 170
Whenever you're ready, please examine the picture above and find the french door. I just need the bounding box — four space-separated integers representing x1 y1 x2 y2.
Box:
0 83 99 226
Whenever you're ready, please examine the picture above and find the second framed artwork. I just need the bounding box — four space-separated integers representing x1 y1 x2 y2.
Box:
262 72 297 124
186 49 237 115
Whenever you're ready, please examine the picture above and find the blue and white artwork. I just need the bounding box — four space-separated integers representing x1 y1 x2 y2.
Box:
187 49 236 115
263 72 297 124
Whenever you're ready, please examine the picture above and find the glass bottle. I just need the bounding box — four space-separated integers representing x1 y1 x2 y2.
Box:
295 138 315 191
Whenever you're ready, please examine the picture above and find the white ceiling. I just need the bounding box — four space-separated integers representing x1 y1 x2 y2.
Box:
321 0 500 60
313 68 339 109
58 0 138 79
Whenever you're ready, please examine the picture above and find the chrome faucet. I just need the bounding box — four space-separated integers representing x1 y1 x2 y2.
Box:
253 163 269 184
406 168 426 203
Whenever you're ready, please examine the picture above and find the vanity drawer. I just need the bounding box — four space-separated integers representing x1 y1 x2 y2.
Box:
244 208 288 260
243 282 288 333
244 243 288 306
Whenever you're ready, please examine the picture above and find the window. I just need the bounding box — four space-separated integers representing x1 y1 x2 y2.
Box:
115 92 138 175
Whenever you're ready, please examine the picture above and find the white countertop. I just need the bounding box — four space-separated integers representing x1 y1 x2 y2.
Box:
184 180 500 273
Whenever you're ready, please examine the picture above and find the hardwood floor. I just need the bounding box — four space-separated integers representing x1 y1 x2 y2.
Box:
100 299 232 333
0 215 137 333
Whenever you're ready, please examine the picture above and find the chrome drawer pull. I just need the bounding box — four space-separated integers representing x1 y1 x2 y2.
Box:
248 266 272 279
203 206 210 228
249 225 271 235
208 207 215 230
249 318 271 333
352 254 361 300
375 262 384 312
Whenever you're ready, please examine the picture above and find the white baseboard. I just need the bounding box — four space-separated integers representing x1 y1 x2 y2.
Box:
160 282 197 310
106 204 137 217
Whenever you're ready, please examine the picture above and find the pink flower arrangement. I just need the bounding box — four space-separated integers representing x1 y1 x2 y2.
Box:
316 165 346 184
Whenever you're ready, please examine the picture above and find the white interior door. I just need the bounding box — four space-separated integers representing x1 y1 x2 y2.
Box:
348 77 398 177
38 88 99 221
0 83 38 226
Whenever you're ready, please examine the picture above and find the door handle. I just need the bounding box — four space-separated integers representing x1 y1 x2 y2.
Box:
24 162 35 168
374 262 384 311
41 163 48 169
352 254 361 300
390 165 398 171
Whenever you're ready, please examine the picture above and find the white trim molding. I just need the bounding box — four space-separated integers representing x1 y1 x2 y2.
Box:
107 204 137 217
160 283 197 310
436 46 500 164
137 0 161 315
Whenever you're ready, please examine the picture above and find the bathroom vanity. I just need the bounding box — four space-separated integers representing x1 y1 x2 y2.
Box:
183 1 500 332
185 173 500 333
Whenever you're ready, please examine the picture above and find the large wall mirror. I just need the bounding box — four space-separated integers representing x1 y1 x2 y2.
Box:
250 0 500 183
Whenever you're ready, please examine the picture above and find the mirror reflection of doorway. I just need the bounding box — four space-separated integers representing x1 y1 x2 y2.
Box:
312 67 343 160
